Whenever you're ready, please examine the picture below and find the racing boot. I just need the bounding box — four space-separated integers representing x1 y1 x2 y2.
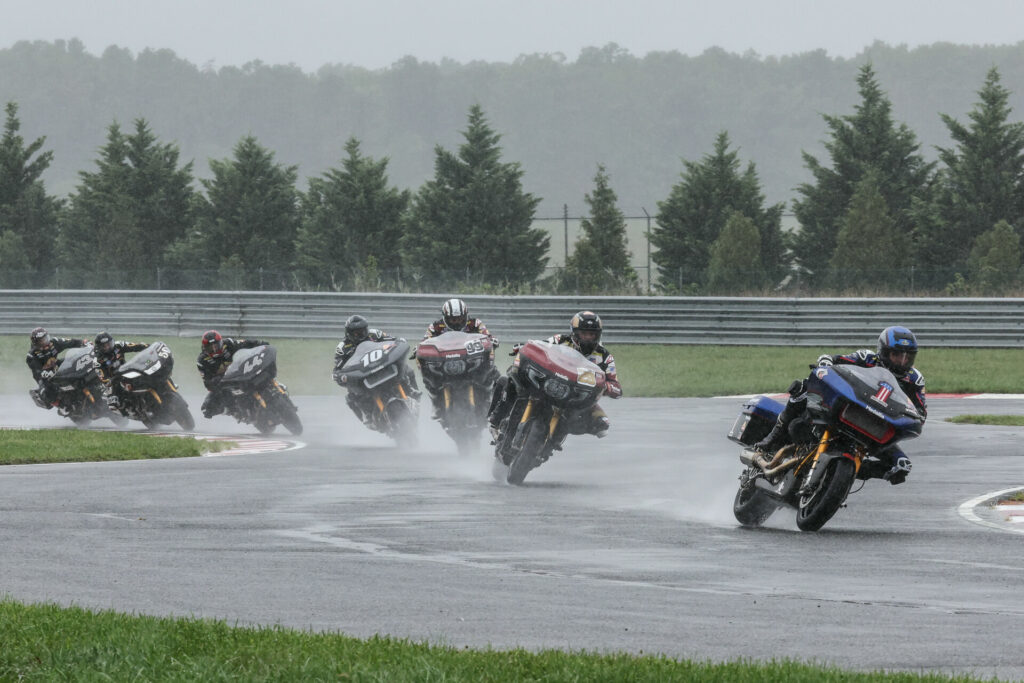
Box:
586 409 610 439
753 398 803 453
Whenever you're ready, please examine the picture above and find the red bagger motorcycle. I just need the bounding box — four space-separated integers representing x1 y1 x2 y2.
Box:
415 331 498 456
491 340 608 485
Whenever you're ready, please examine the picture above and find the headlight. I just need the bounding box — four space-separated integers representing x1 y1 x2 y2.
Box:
121 371 141 379
544 379 571 400
443 359 467 375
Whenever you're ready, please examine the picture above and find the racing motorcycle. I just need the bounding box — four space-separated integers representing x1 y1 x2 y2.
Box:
726 364 924 531
335 338 419 447
113 342 195 432
217 345 302 435
30 346 126 427
492 340 608 485
416 331 498 456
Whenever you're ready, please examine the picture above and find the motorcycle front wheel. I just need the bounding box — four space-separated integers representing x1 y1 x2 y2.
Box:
507 418 547 486
796 456 856 532
167 391 195 432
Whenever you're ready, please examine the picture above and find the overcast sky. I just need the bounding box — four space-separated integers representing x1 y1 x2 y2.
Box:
3 0 1024 71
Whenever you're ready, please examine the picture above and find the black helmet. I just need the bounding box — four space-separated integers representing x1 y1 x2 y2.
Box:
30 326 51 351
202 330 224 357
570 311 602 355
877 326 918 373
442 298 468 331
94 331 114 357
345 315 370 344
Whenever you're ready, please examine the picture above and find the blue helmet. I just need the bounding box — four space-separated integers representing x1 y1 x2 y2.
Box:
877 326 917 373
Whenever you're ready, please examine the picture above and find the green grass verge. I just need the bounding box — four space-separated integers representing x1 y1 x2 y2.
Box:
2 335 1023 397
947 415 1024 426
0 599 991 682
0 429 229 465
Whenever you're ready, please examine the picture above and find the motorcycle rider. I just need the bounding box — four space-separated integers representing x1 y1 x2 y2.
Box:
419 298 499 419
93 331 149 413
197 330 269 419
487 310 623 439
26 327 89 408
334 314 420 424
754 325 926 485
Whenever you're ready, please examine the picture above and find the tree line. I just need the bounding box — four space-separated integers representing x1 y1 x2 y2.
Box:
1 64 1023 295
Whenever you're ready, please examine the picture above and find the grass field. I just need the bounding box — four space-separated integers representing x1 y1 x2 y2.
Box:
3 335 1022 397
0 429 228 465
0 599 996 683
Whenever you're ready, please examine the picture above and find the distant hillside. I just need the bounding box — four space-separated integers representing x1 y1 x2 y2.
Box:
4 38 1024 215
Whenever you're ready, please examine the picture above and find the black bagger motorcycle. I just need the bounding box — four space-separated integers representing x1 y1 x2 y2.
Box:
217 345 303 436
30 346 126 427
114 342 195 432
335 338 419 447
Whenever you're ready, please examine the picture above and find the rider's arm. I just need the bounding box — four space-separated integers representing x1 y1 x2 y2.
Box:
600 349 622 398
26 354 43 381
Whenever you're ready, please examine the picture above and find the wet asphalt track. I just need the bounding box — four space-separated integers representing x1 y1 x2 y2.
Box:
1 393 1023 679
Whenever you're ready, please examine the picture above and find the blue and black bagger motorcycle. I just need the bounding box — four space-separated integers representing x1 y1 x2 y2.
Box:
727 364 925 531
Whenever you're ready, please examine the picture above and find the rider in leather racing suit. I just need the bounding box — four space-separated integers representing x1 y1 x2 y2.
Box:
93 331 149 414
26 327 89 408
334 314 420 424
487 310 622 439
754 325 926 485
196 330 269 419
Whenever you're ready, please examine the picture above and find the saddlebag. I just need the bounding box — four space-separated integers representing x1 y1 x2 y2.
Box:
727 395 784 446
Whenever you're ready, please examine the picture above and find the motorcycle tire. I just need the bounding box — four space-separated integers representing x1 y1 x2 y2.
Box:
274 394 303 436
387 400 417 449
70 413 92 427
507 419 547 485
107 412 130 427
796 456 856 532
733 472 780 527
167 391 195 432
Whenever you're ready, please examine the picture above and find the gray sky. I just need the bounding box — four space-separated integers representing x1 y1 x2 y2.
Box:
3 0 1024 71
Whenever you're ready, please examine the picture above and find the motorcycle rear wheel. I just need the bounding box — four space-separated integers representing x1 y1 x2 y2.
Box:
733 471 779 527
796 457 856 532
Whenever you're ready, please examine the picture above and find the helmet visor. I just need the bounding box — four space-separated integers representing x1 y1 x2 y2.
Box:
32 334 51 350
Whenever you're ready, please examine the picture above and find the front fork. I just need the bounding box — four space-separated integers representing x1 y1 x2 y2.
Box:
796 428 863 493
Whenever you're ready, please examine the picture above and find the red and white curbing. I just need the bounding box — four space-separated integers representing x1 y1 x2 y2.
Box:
194 435 306 457
147 432 306 457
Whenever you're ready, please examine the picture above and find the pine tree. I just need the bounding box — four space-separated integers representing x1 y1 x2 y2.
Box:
560 164 638 293
652 131 784 292
706 211 763 293
181 135 300 290
967 220 1021 293
914 68 1024 288
0 101 61 282
827 173 906 292
295 137 409 290
792 64 933 288
402 104 546 289
59 119 194 288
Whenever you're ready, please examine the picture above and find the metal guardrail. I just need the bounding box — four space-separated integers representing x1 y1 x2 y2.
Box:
0 291 1022 347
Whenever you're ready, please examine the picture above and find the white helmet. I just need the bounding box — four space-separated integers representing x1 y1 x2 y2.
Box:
442 298 468 330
